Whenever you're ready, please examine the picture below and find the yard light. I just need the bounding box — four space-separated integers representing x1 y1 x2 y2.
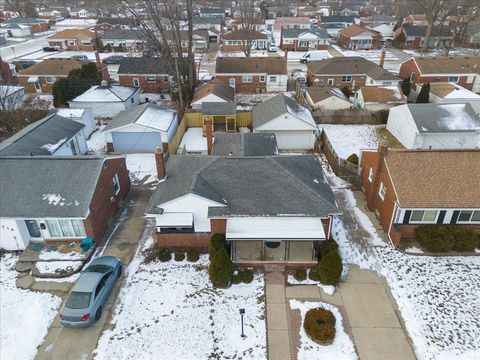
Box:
239 308 246 338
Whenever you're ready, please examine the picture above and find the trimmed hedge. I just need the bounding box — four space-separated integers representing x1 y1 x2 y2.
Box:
158 248 171 262
208 247 233 288
231 272 241 284
318 239 339 260
308 268 320 282
174 252 185 261
294 269 307 281
208 233 227 259
238 269 254 284
186 249 200 262
317 250 342 286
304 308 336 345
416 225 478 253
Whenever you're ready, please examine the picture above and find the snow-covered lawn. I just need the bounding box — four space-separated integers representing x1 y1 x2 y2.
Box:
125 153 157 184
86 125 106 154
178 127 209 153
0 254 61 360
34 260 82 275
287 270 335 295
236 92 290 106
290 300 357 360
332 45 399 62
320 125 381 159
94 238 266 360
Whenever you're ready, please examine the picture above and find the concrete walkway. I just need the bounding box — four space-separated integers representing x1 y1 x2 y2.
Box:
35 186 152 360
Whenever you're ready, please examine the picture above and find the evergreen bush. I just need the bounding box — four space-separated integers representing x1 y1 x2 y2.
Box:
208 247 233 288
317 250 342 286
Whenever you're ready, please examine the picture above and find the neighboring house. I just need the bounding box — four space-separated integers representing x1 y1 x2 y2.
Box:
280 28 329 51
273 17 311 31
307 57 400 88
222 30 269 52
192 17 222 32
0 85 25 110
215 57 288 93
211 132 279 157
101 29 144 52
55 108 96 138
371 24 394 40
386 103 480 149
191 79 235 110
37 8 66 20
398 56 480 93
15 58 88 94
403 14 429 26
0 17 49 34
96 17 139 30
360 147 480 246
338 24 382 50
0 57 16 84
118 57 170 92
163 30 210 51
199 7 225 18
305 86 351 110
0 156 130 250
232 18 267 32
69 81 140 118
0 23 32 38
393 25 453 49
102 103 178 153
422 82 480 113
47 29 99 51
319 16 355 37
253 94 318 150
69 8 98 19
356 86 407 111
0 113 88 156
145 153 341 265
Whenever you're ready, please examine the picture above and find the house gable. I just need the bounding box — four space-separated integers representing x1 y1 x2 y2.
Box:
255 113 317 131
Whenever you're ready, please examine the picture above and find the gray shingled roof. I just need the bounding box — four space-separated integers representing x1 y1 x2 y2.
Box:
0 156 107 218
282 28 329 39
118 57 169 75
0 114 84 156
146 155 340 217
201 102 236 115
102 29 143 40
320 16 355 23
211 133 278 157
3 17 46 24
403 25 452 37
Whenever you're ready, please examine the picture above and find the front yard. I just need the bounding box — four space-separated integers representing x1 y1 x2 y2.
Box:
94 238 266 360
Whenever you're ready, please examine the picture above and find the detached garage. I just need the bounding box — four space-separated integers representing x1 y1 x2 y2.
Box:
102 103 178 153
252 94 318 150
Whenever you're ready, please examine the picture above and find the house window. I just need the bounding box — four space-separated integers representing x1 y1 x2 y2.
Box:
45 219 85 238
113 173 120 195
45 76 56 84
406 40 413 45
242 75 252 83
341 75 352 82
327 78 334 86
299 40 309 47
260 75 266 82
269 76 277 83
163 75 169 82
457 210 480 223
368 167 374 182
283 39 293 44
67 40 76 46
146 76 156 83
410 210 438 223
448 76 459 83
378 182 386 201
229 77 236 88
133 78 140 87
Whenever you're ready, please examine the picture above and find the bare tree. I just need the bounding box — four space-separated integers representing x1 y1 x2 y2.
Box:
443 2 480 55
5 0 37 17
237 0 257 57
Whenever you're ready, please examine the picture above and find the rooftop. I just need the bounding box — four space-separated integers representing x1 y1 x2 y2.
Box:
211 133 278 157
17 58 87 76
215 57 287 75
118 57 169 75
70 83 138 103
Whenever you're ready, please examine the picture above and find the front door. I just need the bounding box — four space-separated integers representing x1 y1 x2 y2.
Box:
25 220 41 238
34 81 41 93
264 240 286 261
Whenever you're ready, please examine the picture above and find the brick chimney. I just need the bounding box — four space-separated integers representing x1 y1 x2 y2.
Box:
379 49 386 68
367 140 388 212
205 118 213 155
155 147 166 181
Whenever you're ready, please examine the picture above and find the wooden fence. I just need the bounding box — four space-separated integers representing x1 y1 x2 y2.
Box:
313 109 386 125
168 117 187 155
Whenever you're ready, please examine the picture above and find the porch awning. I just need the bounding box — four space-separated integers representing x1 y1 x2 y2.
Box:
156 213 193 227
226 217 325 240
27 76 39 82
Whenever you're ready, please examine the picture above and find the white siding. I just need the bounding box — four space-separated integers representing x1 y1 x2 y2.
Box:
386 105 419 148
0 219 31 250
269 130 315 150
69 101 126 118
420 132 479 149
307 93 351 110
266 74 288 92
53 131 88 155
191 94 228 109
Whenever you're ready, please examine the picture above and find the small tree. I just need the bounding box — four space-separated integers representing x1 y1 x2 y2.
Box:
416 83 430 103
208 233 227 259
209 247 233 288
400 78 411 96
316 250 342 286
393 31 406 48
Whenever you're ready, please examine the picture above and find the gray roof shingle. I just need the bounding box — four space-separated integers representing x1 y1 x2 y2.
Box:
118 57 169 75
102 29 143 40
211 133 278 157
201 102 236 115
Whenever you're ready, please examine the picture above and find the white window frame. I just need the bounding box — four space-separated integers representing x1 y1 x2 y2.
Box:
67 40 76 46
45 76 56 84
133 78 140 87
368 167 374 182
260 75 266 82
341 75 352 82
409 210 438 223
45 219 86 238
457 210 480 223
229 77 236 88
242 75 252 83
269 75 277 83
448 75 459 83
327 78 334 86
113 173 121 195
146 76 156 83
378 182 386 201
299 40 309 47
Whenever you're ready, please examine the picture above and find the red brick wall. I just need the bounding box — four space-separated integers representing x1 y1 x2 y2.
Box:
321 217 332 239
16 76 65 93
155 232 211 250
210 218 226 234
119 75 170 93
83 158 130 243
215 75 266 93
30 23 50 34
307 72 366 88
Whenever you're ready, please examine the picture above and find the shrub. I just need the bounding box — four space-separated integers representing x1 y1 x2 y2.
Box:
208 233 227 259
158 248 171 262
317 250 342 286
239 269 254 284
208 247 233 288
416 83 430 103
308 268 320 282
318 239 339 260
401 77 411 96
346 153 359 165
416 225 454 252
231 272 241 284
174 252 185 261
294 269 307 281
452 230 478 252
186 249 200 262
303 308 336 345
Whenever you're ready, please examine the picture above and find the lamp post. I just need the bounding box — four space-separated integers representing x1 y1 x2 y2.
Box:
239 308 246 338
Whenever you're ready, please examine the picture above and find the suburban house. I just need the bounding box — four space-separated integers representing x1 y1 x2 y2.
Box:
360 147 480 245
15 58 89 94
102 103 178 153
232 18 267 32
145 153 341 265
101 29 144 52
192 17 222 32
47 29 100 51
280 28 329 51
163 30 209 51
0 113 88 156
393 25 453 49
338 24 382 50
305 86 351 110
191 79 235 109
386 103 480 149
96 17 139 30
118 57 170 93
273 17 311 32
0 156 130 250
0 23 32 38
319 16 355 37
0 85 25 110
69 7 99 19
215 57 288 93
55 108 96 138
356 86 407 111
307 57 400 88
0 17 49 35
403 14 429 26
253 94 318 150
421 83 480 113
69 81 140 118
222 30 269 52
211 133 279 157
37 8 66 20
199 7 225 18
398 56 480 93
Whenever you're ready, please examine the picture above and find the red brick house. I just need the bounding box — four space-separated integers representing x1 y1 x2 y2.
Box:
393 25 453 49
338 24 382 50
0 156 130 250
0 17 50 34
280 28 329 51
360 146 480 246
222 30 269 52
398 56 480 92
47 29 100 51
118 57 170 93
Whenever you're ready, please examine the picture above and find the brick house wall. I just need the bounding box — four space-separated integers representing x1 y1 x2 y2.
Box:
215 75 267 93
307 71 367 88
280 40 328 51
118 74 170 93
30 23 50 34
83 158 130 243
16 75 67 93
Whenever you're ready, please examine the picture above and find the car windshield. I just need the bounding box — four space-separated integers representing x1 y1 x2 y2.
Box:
84 265 112 273
65 291 92 309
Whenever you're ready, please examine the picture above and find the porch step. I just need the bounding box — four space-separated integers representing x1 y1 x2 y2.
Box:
264 264 286 273
265 271 285 285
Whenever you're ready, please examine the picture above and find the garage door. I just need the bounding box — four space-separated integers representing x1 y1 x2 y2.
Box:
273 130 314 150
112 132 162 152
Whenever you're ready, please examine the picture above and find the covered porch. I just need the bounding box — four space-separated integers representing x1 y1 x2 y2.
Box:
201 102 237 133
231 240 317 262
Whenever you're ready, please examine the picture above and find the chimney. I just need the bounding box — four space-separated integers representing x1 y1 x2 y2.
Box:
155 147 166 181
205 118 213 155
379 48 386 68
367 140 389 212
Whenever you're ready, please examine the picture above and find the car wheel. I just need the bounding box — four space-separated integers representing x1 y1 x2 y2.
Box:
95 307 102 321
117 265 122 278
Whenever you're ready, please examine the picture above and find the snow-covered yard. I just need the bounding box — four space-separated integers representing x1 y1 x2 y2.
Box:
125 153 157 184
178 127 209 153
0 254 61 360
320 125 381 159
94 238 266 360
332 46 399 62
86 125 107 154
